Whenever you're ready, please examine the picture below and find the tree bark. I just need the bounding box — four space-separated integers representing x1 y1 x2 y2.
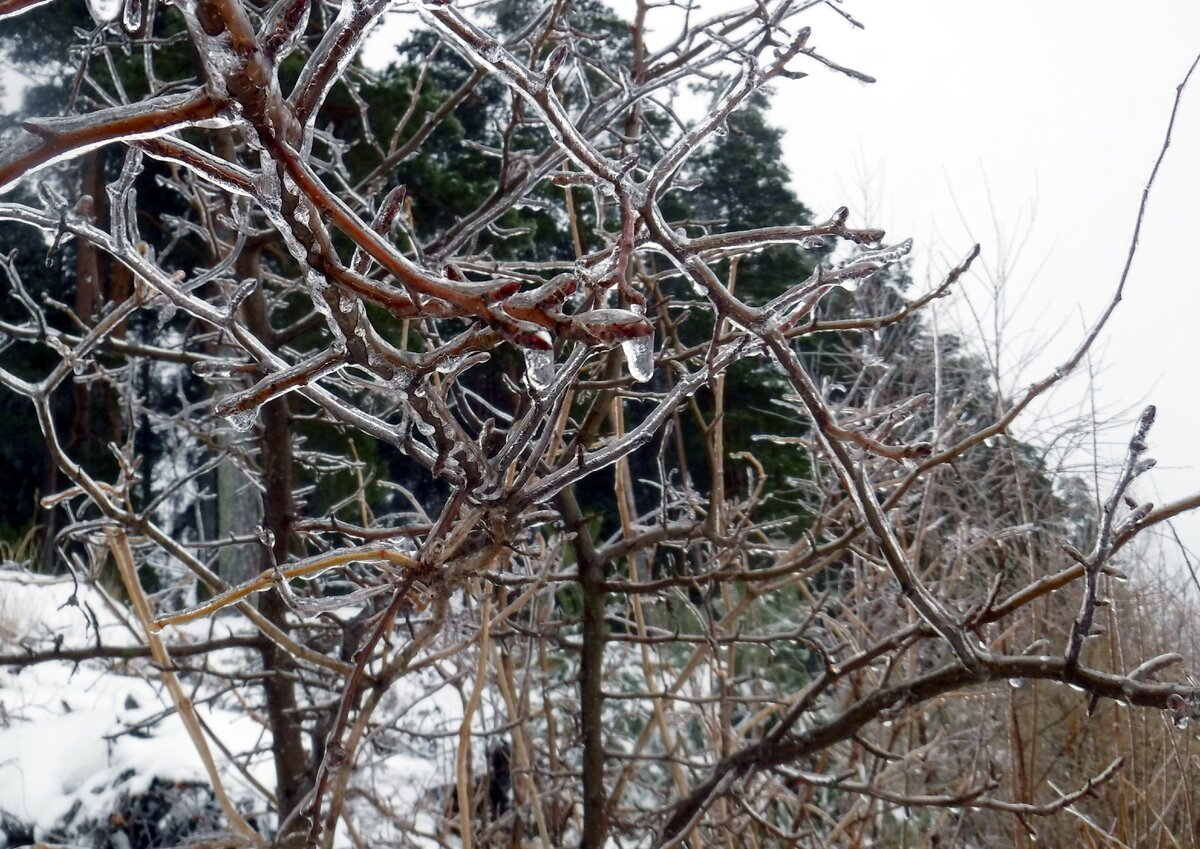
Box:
242 266 311 845
556 488 608 849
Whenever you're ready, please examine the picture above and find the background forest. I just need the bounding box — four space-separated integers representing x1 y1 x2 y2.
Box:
0 0 1198 847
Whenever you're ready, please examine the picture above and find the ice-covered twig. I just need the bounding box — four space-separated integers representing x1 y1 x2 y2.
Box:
1064 405 1156 670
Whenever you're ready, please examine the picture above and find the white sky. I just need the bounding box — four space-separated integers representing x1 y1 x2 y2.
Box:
759 2 1200 575
581 0 1200 575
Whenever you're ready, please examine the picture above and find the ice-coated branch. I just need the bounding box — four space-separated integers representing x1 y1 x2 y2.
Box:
2 2 1199 846
1064 405 1157 670
0 89 222 195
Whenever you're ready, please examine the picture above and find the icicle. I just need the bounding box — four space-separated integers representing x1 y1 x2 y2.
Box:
157 301 178 328
524 347 554 394
223 408 258 432
122 0 142 30
621 335 654 383
618 303 654 382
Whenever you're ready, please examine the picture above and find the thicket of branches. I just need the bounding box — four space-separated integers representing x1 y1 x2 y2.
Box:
1 0 1199 846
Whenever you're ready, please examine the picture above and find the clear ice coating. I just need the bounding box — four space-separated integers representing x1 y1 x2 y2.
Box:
524 347 555 393
389 368 413 392
621 334 654 383
224 408 258 432
839 238 914 274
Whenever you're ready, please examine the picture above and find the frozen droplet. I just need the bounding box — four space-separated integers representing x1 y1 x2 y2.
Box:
621 334 654 383
85 0 122 23
122 0 142 31
524 347 554 393
839 278 860 293
414 419 435 437
224 408 258 432
389 369 413 392
72 358 87 375
1008 678 1023 689
1174 713 1191 730
157 301 178 328
481 41 504 63
255 525 275 548
802 236 825 250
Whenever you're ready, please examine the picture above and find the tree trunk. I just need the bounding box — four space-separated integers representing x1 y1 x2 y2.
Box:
556 488 608 849
242 270 311 845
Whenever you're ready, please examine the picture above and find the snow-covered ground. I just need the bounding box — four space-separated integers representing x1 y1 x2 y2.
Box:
0 572 268 842
0 569 472 846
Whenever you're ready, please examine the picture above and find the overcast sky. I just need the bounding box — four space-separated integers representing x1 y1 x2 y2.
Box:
562 1 1200 576
760 2 1200 575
